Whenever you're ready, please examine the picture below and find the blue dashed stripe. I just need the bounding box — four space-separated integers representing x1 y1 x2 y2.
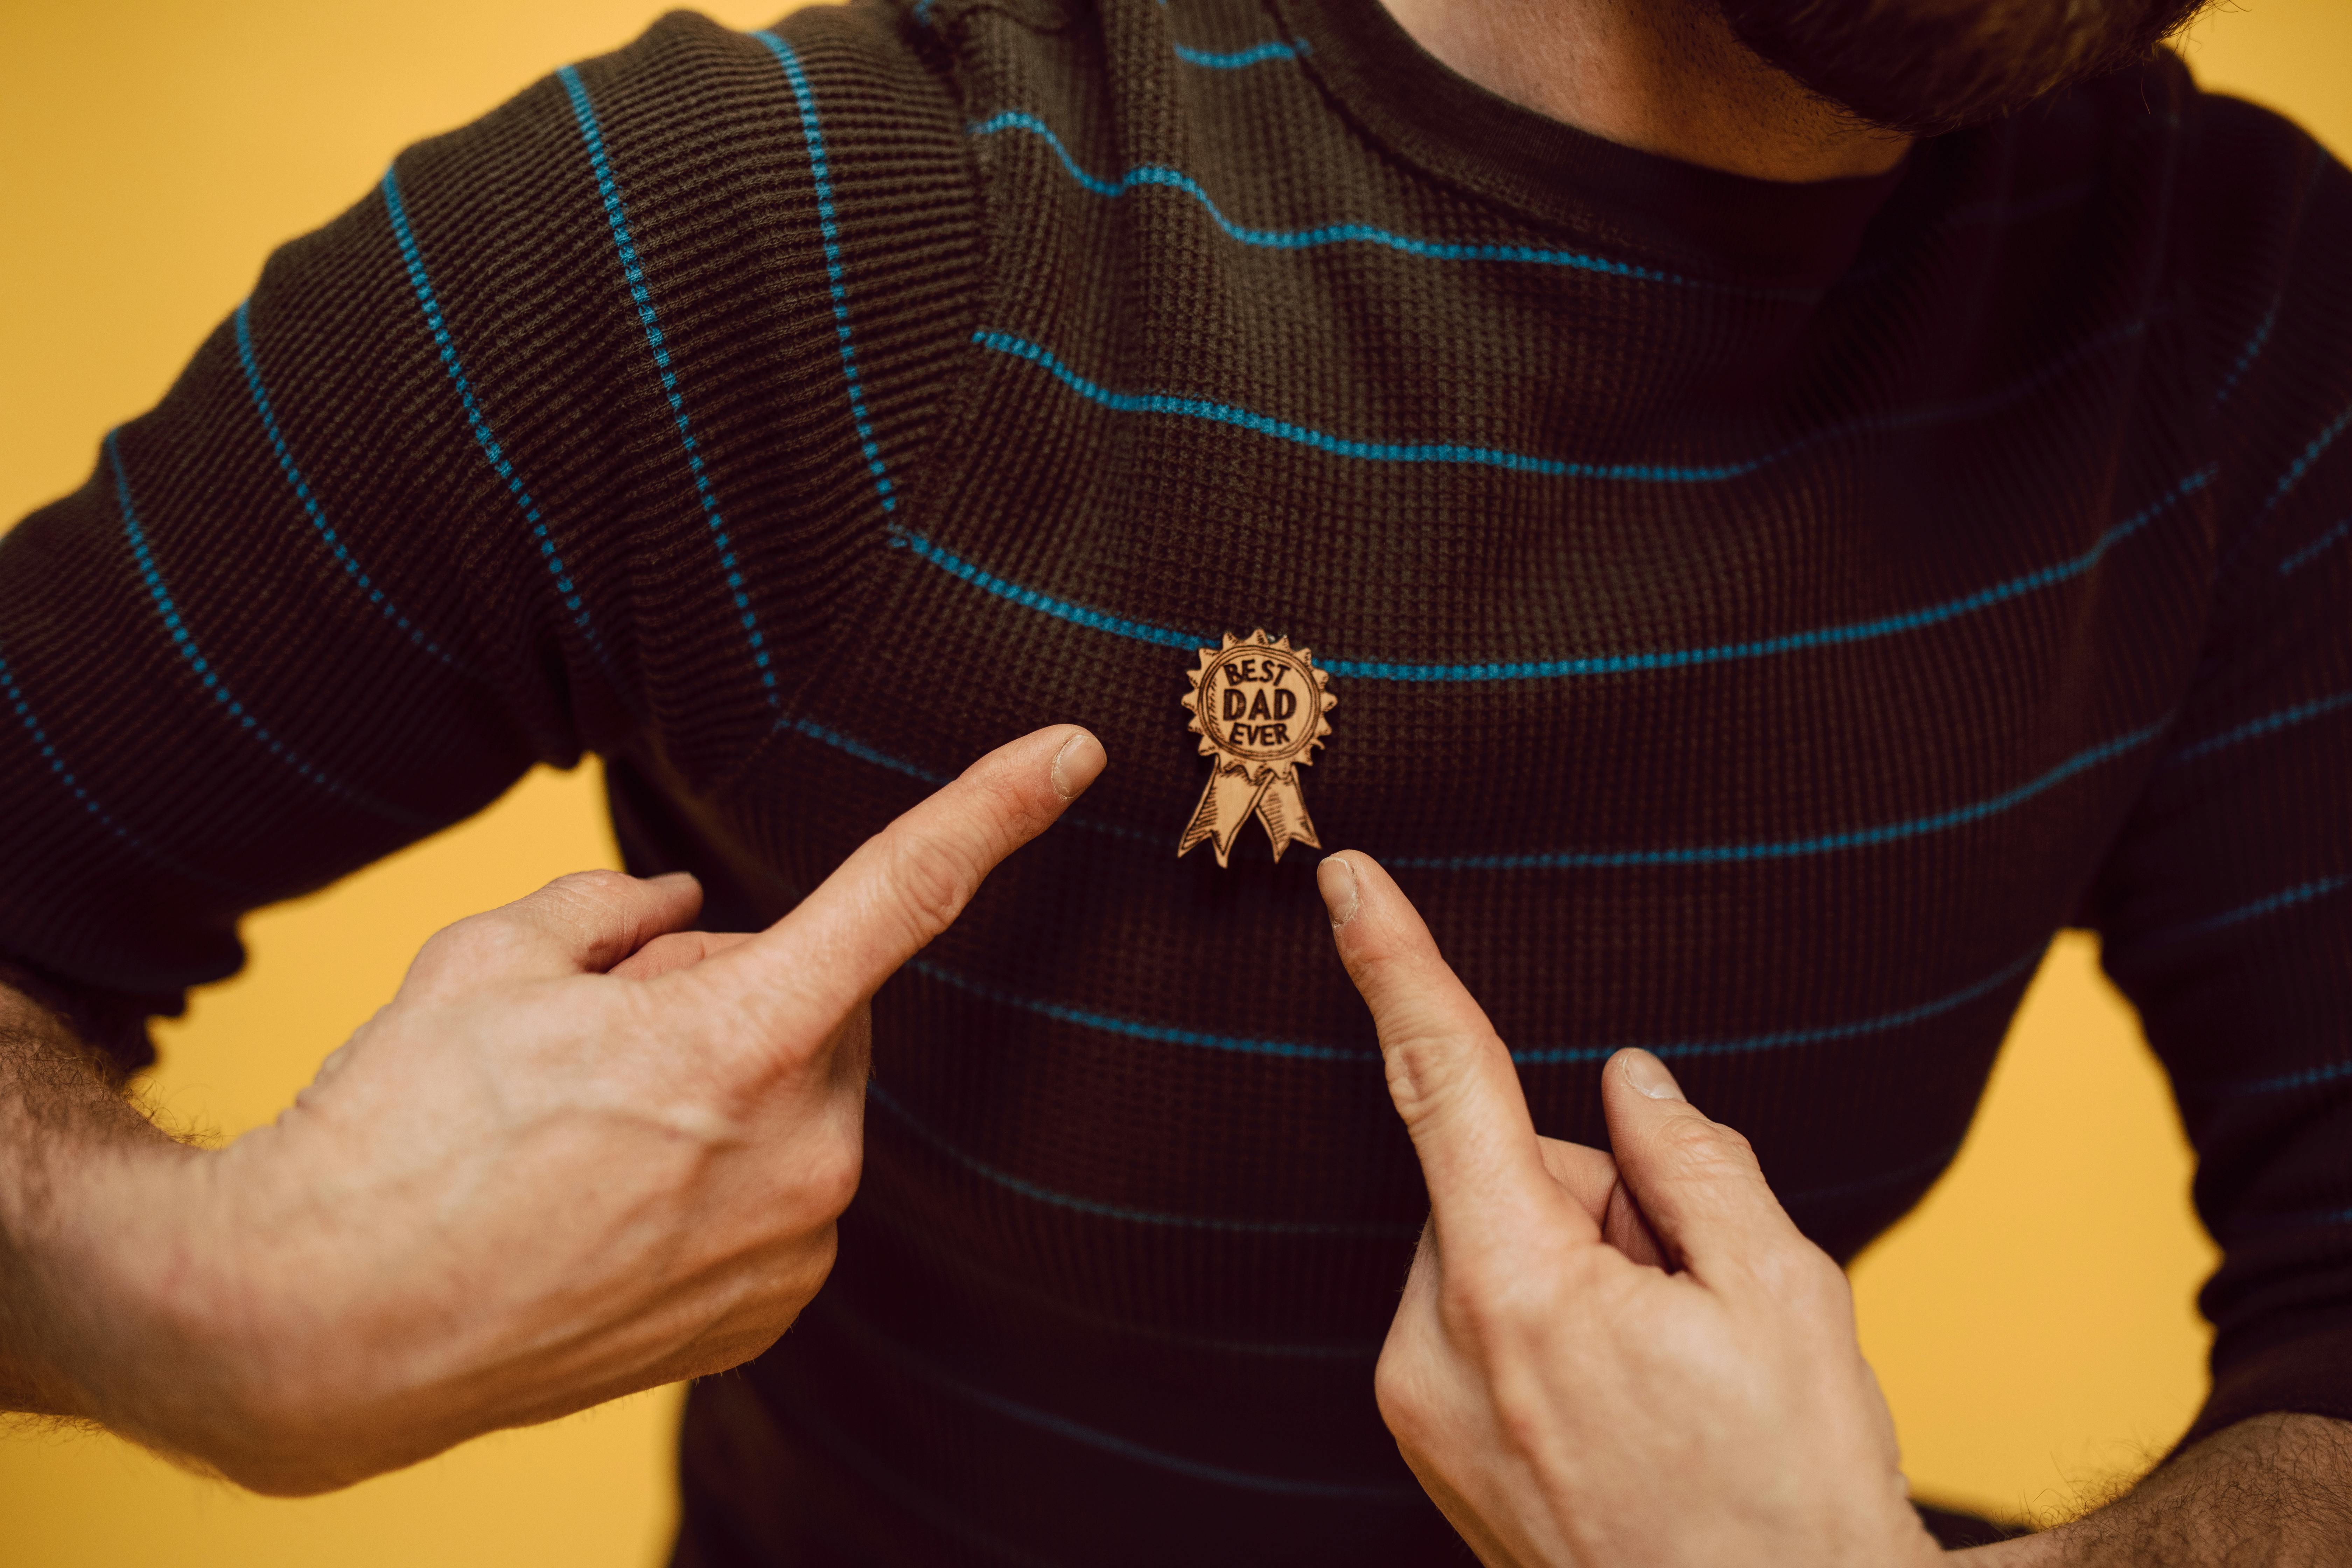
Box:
0 636 268 897
2168 690 2352 766
2214 299 2279 406
754 30 900 526
766 692 2161 883
2263 400 2352 517
854 1198 1383 1359
974 327 1743 479
897 526 1198 650
380 167 612 667
2146 875 2347 951
1391 721 2168 870
888 468 2206 681
973 315 2149 485
1509 951 2045 1064
869 1079 1417 1236
769 702 2157 878
747 1392 1074 1568
908 944 2044 1066
786 715 947 784
2214 1204 2352 1241
910 957 1376 1061
817 1291 1423 1501
230 300 472 676
773 712 1153 842
1173 38 1309 68
2238 1059 2352 1096
1326 471 2210 680
105 433 434 829
967 110 1764 292
2217 157 2333 410
558 66 777 705
2281 516 2351 575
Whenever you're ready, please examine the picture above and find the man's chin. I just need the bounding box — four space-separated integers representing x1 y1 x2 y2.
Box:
1713 0 2213 139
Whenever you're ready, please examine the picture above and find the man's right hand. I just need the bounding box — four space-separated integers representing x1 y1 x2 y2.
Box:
7 723 1105 1493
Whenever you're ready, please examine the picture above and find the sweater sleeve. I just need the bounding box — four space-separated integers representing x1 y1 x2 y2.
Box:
0 5 979 1073
2080 99 2352 1448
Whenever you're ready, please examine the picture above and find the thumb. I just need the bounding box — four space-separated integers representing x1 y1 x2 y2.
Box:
1536 1136 1673 1269
1600 1048 1805 1284
607 929 756 982
405 869 706 998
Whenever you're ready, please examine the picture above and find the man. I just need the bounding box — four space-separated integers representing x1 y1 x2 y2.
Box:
1 0 2346 1558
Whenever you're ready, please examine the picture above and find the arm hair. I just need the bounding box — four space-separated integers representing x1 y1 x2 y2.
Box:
1994 1413 2352 1566
0 981 186 1419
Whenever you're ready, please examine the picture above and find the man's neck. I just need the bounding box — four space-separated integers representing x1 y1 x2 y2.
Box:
1376 0 1911 182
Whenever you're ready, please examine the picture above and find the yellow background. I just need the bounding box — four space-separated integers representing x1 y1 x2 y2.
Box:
1 1 2344 1558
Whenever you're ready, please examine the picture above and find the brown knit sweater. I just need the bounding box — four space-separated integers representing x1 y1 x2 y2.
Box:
3 1 2349 1561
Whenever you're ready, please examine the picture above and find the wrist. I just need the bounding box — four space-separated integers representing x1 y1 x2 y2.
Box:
0 991 208 1427
3 1121 191 1416
109 1138 402 1492
15 1128 347 1489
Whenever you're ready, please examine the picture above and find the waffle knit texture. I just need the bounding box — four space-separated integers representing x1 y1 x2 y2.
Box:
3 1 2350 1560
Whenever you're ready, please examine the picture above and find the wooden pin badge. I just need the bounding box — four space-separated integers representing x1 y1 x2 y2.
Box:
1178 630 1336 866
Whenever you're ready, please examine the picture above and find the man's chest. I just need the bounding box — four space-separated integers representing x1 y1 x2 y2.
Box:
694 329 2208 1258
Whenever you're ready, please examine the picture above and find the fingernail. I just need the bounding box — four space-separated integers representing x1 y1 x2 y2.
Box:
1050 728 1106 801
1619 1049 1685 1101
1316 854 1360 926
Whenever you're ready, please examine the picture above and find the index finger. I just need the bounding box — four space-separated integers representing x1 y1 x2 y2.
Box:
689 724 1105 1028
1318 852 1589 1252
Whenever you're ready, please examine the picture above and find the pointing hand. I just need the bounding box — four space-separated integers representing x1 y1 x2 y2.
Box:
69 726 1104 1493
1318 851 1939 1568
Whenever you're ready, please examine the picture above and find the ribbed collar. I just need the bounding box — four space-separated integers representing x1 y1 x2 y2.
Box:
1269 0 1915 288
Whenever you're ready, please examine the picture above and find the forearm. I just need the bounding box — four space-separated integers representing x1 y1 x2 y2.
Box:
1959 1413 2352 1566
0 981 206 1432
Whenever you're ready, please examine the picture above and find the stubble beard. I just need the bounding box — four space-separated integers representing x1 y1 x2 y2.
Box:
1713 0 2215 138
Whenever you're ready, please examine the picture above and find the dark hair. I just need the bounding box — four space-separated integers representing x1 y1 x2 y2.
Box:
1714 0 2213 137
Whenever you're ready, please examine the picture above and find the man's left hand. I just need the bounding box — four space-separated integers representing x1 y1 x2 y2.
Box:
1316 850 1942 1568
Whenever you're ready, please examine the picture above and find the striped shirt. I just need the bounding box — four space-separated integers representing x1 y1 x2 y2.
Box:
3 0 2349 1561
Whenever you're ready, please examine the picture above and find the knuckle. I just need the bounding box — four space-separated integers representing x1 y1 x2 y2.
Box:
1355 943 1448 1000
791 1124 864 1221
1434 1264 1549 1352
877 826 985 948
548 867 636 902
435 909 505 951
1434 1276 1493 1347
806 1146 863 1220
969 760 1056 841
533 870 640 937
1338 916 1417 973
1372 1346 1433 1438
1381 1027 1496 1128
1656 1112 1758 1178
413 910 522 976
1753 1235 1846 1311
409 923 471 977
